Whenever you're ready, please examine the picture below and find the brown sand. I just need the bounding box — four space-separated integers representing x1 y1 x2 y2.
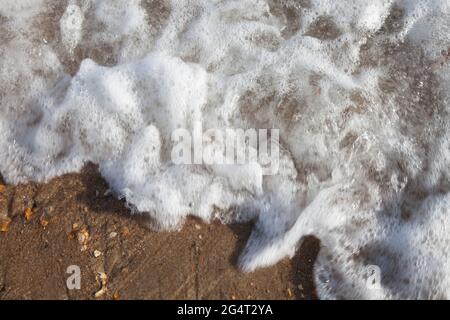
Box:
0 163 319 300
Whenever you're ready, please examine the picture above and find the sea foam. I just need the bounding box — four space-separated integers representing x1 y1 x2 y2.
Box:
1 0 450 299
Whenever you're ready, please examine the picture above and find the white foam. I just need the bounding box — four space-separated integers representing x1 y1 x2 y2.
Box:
60 4 84 53
1 0 450 299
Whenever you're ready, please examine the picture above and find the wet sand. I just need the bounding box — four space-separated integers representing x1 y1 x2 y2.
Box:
0 163 319 300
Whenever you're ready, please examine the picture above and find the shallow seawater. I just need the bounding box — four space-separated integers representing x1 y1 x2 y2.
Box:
1 0 450 299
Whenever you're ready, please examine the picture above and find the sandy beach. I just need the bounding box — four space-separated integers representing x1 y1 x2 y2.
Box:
0 164 318 300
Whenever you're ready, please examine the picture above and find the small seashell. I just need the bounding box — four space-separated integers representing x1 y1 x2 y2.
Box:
77 228 90 249
0 217 12 233
93 250 102 258
25 208 35 221
94 272 108 298
109 232 118 239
